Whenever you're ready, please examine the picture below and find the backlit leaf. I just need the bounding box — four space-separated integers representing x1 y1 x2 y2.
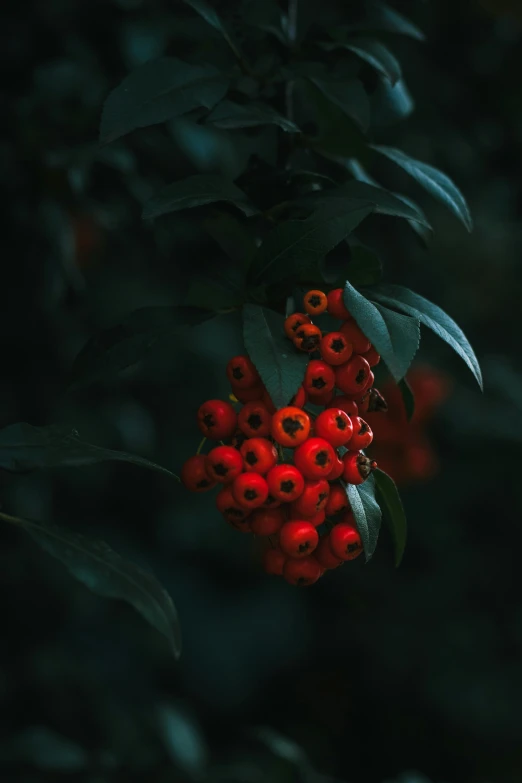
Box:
345 474 381 561
142 174 256 220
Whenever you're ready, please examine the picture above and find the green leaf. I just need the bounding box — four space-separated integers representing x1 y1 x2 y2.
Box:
347 243 383 286
323 38 401 85
343 2 425 41
374 468 407 567
250 201 372 285
370 78 414 126
368 284 483 388
398 377 415 422
69 306 211 390
0 423 178 479
242 305 309 409
203 212 257 270
308 76 370 133
99 58 229 144
206 100 300 132
370 145 473 231
0 511 181 658
343 281 420 381
142 174 256 220
183 0 243 61
186 274 245 310
345 474 382 561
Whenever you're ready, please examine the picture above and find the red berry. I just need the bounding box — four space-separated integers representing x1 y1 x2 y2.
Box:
238 400 272 438
315 536 344 569
290 479 330 517
320 331 353 365
266 464 305 502
326 450 344 480
294 437 336 480
307 388 335 406
279 520 319 558
335 355 372 395
327 395 359 417
226 355 260 389
304 359 336 395
342 451 374 484
262 546 287 576
325 483 349 516
314 408 354 447
197 399 237 440
232 472 269 509
262 493 282 509
215 486 251 530
293 323 322 353
307 509 326 527
271 406 311 447
284 312 311 340
348 417 373 450
206 446 244 483
231 384 265 404
290 385 308 408
340 321 371 354
304 289 328 316
327 288 352 320
181 454 216 492
363 370 375 392
362 345 381 367
239 437 277 475
329 522 363 560
250 507 286 536
283 556 323 586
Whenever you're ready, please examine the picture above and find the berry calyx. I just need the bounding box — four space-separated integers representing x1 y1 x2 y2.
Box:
327 288 352 320
238 400 272 438
294 437 336 480
266 464 305 502
358 388 388 415
283 556 323 586
250 507 286 536
347 417 374 450
342 451 374 484
197 399 238 440
284 312 311 340
314 408 354 447
303 289 328 316
329 522 363 561
271 406 311 447
232 472 269 509
320 331 353 366
181 454 216 492
293 323 322 353
304 359 336 394
335 355 372 395
279 520 319 558
226 355 260 389
239 437 278 475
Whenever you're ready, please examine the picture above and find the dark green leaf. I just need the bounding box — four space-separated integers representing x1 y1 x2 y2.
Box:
0 511 181 658
347 243 383 286
398 377 415 422
142 174 256 220
343 2 425 40
242 305 308 409
322 38 401 85
343 282 420 381
0 423 178 479
370 145 473 231
186 274 245 310
206 100 300 132
345 474 382 561
203 212 257 272
308 76 370 133
250 201 372 285
69 306 211 390
374 468 407 566
183 0 244 61
370 78 414 126
99 58 229 144
368 284 483 388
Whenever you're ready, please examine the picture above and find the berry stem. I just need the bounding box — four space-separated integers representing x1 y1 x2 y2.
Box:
196 437 207 455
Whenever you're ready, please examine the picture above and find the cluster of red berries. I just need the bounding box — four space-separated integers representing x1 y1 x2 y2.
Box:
181 288 388 587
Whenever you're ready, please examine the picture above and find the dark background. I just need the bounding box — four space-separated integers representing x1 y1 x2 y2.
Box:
2 1 522 781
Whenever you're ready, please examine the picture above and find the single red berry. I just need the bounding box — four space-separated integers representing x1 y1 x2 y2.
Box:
304 360 336 395
238 400 272 438
327 288 352 320
226 355 260 389
232 472 269 509
326 450 344 481
206 446 244 484
294 323 322 353
283 556 323 586
262 546 287 576
181 454 216 492
290 385 308 408
335 355 372 395
284 312 311 340
307 509 326 527
342 451 374 484
327 395 359 417
363 370 375 392
279 520 319 558
239 437 277 475
294 437 336 480
329 522 363 561
307 388 335 407
357 388 388 415
197 399 237 440
315 536 344 569
325 483 349 516
271 406 311 447
362 345 381 367
215 486 251 530
314 408 354 447
320 331 353 366
348 416 374 450
290 479 330 517
266 464 305 502
231 384 265 404
250 507 286 536
304 289 328 316
340 321 371 354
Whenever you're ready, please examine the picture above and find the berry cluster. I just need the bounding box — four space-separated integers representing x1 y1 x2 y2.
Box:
181 288 388 587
